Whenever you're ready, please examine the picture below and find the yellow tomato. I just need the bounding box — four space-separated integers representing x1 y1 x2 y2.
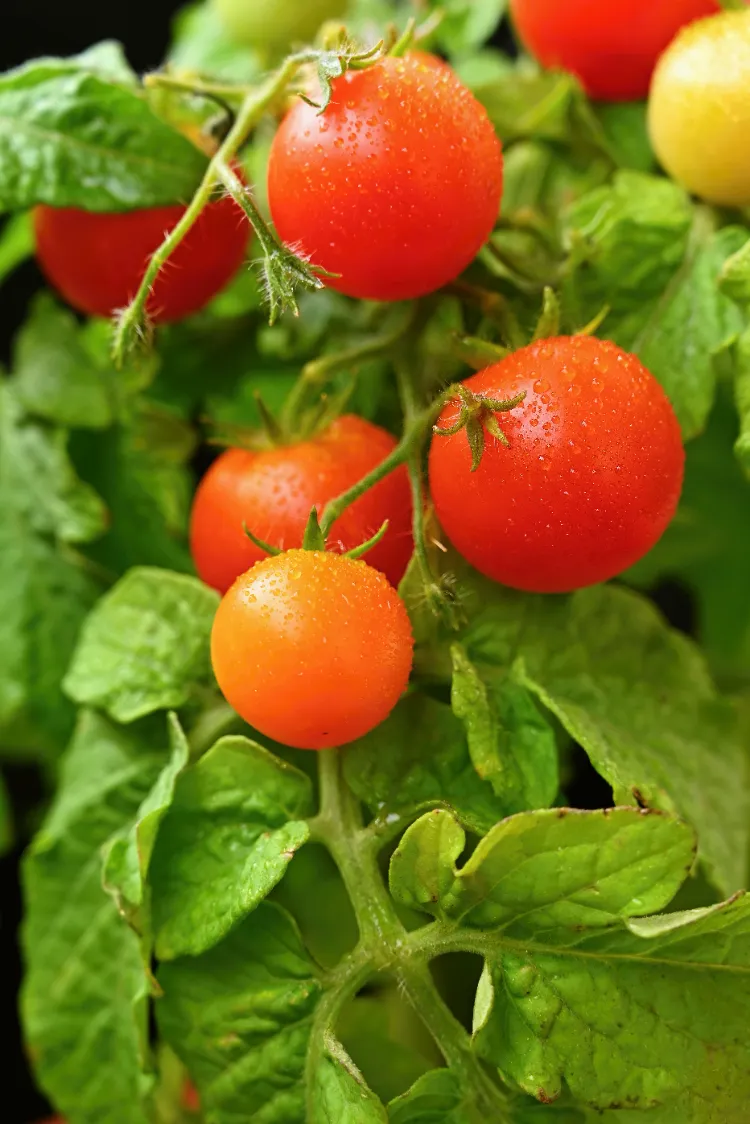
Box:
648 9 750 206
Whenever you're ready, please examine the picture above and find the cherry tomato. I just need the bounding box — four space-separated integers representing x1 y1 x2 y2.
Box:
267 52 503 301
428 336 684 593
509 0 720 101
190 414 413 592
649 9 750 206
213 0 347 51
34 193 249 322
211 550 414 749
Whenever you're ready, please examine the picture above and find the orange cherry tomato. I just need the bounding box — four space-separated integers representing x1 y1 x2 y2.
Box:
211 550 414 749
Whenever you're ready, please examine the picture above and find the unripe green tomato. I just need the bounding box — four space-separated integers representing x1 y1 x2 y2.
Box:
212 0 347 51
648 9 750 206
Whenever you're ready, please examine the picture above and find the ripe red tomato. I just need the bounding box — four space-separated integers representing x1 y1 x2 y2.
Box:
34 193 249 322
267 52 502 301
428 336 684 593
509 0 721 101
211 550 414 749
190 414 413 592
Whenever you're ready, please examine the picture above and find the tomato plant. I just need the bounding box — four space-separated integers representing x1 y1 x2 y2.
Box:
649 8 750 207
267 51 503 300
509 0 720 101
211 549 414 748
190 414 413 592
213 0 347 52
34 194 249 322
5 4 750 1124
429 337 684 592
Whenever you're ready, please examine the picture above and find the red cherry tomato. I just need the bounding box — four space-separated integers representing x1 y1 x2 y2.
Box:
190 414 413 593
34 193 249 322
211 550 414 749
267 52 502 301
509 0 721 101
428 336 684 593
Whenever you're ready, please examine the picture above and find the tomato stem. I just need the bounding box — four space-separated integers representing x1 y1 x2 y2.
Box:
112 49 325 364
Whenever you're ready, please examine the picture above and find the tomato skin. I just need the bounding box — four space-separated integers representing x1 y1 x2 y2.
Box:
649 10 750 206
267 52 502 301
428 337 684 594
190 415 413 592
509 0 720 101
213 0 347 50
34 194 249 322
211 550 414 749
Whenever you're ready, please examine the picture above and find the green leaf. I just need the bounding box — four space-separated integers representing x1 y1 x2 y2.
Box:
0 382 105 754
388 1069 468 1124
312 1036 388 1123
21 709 167 1124
416 560 749 895
1 382 106 544
158 901 322 1123
450 646 558 813
719 232 750 310
627 388 750 682
64 567 219 723
12 295 116 429
103 712 189 954
390 807 695 927
433 0 508 57
71 407 195 576
593 102 654 173
149 735 313 959
0 54 207 212
633 224 746 439
472 893 750 1119
0 210 34 285
344 693 518 838
562 171 692 348
168 1 262 83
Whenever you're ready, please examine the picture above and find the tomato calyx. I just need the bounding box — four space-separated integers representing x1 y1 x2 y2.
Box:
433 385 527 471
243 506 390 563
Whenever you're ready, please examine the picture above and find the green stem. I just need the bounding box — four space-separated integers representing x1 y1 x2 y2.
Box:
113 51 317 363
318 387 452 539
309 753 509 1114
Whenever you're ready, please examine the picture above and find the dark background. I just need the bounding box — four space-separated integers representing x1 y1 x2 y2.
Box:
3 9 186 1120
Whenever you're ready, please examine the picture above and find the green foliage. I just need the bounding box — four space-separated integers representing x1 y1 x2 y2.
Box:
4 3 750 1121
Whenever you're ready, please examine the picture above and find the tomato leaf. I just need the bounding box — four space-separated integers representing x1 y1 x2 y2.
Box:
0 383 105 755
432 0 508 57
0 210 34 286
0 52 208 212
344 693 520 837
412 559 750 896
390 807 696 926
70 408 195 576
311 1037 388 1123
13 295 116 429
64 567 219 722
473 895 750 1118
158 901 322 1123
103 712 190 959
633 224 746 440
627 388 750 683
148 735 313 959
393 807 750 1119
450 646 558 813
21 709 168 1124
